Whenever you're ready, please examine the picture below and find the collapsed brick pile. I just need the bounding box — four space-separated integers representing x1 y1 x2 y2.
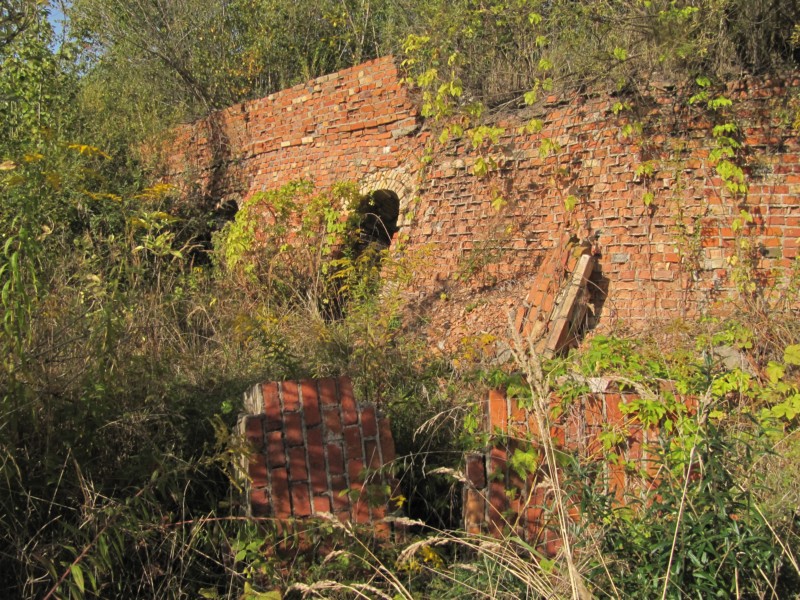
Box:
464 384 696 551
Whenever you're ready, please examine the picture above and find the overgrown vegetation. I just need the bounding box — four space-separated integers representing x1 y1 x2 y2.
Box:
1 1 799 598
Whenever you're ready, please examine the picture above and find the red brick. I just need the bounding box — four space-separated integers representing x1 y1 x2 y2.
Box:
323 407 342 437
605 393 623 425
262 382 281 429
343 426 363 461
318 377 338 406
510 399 526 426
291 483 312 517
249 454 268 488
353 498 371 524
464 488 486 533
330 476 349 510
490 446 507 474
348 458 365 483
525 505 543 540
250 488 270 516
313 495 331 514
266 430 285 467
364 439 381 470
301 380 321 426
378 418 395 463
338 377 359 426
335 510 351 522
282 381 300 412
327 443 345 476
244 415 264 450
466 454 486 489
288 446 308 481
610 462 626 500
488 389 508 432
488 482 508 536
284 412 304 446
360 405 378 438
270 467 291 518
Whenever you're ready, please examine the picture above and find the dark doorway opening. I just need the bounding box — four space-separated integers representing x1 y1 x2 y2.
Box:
354 189 400 253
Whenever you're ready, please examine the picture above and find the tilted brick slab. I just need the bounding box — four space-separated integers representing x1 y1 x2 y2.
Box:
513 233 596 355
240 376 397 536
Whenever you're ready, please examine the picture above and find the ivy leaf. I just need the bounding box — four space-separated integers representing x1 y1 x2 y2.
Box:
696 75 712 87
564 195 578 211
473 157 488 177
491 195 507 211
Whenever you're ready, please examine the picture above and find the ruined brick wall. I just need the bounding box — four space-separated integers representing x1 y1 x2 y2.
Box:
163 57 800 340
239 377 397 534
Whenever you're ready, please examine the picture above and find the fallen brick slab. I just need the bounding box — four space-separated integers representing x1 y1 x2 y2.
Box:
239 376 398 537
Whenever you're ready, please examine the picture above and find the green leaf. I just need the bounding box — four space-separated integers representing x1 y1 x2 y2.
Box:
564 195 578 211
613 47 628 61
540 558 555 573
491 195 507 211
766 361 785 384
785 344 800 366
473 157 488 177
521 118 543 134
70 564 85 594
696 75 712 87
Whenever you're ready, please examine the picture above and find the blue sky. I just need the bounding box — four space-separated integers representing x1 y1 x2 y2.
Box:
48 1 68 39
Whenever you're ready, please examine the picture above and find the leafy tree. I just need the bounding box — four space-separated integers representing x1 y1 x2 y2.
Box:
68 0 413 148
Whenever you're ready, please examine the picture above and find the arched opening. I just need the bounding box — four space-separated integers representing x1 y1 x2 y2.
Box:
353 189 400 253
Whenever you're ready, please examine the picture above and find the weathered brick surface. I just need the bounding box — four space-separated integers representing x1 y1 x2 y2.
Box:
465 385 698 551
410 78 800 346
163 56 420 213
239 377 399 533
